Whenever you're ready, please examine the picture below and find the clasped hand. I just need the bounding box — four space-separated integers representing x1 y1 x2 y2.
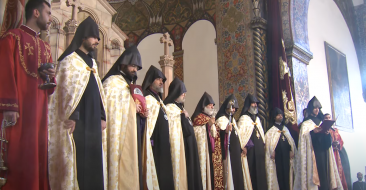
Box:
226 123 233 133
182 110 189 118
39 68 56 79
137 104 149 118
313 127 330 134
241 147 247 157
64 120 106 134
3 111 19 126
208 117 215 127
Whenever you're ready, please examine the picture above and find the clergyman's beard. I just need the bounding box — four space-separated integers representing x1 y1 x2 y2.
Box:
176 96 185 103
151 84 163 93
121 66 136 80
275 118 283 125
248 106 258 115
83 41 97 52
203 107 214 116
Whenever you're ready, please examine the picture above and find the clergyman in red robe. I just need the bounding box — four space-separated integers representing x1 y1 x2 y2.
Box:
324 113 349 190
0 1 54 190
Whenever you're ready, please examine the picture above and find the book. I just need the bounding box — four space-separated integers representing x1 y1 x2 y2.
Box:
130 84 147 114
319 120 335 133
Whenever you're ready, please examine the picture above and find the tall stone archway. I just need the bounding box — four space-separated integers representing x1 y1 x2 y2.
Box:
279 0 314 122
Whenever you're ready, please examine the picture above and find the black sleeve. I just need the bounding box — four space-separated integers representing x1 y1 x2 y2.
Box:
180 114 191 138
220 129 227 160
101 102 106 121
310 131 332 151
69 103 81 120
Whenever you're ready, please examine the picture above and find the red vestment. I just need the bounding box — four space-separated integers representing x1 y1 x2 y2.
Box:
0 25 54 190
330 128 348 190
193 113 224 189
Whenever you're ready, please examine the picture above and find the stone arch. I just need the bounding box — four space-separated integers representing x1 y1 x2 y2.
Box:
50 15 61 29
282 0 358 56
279 0 313 123
79 8 100 25
49 14 64 62
111 39 122 49
99 26 108 40
280 0 313 61
109 39 122 67
281 0 360 121
182 20 219 113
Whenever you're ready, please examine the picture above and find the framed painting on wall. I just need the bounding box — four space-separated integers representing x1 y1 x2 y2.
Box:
325 42 353 132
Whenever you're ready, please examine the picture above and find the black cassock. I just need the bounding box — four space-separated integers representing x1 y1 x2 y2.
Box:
174 102 203 190
69 49 105 190
353 181 366 190
149 90 175 190
137 114 143 190
245 113 268 190
274 124 292 190
220 114 245 190
309 116 332 190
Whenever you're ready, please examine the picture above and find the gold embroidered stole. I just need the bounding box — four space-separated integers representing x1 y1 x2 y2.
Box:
294 120 343 190
193 114 212 190
237 115 270 190
48 52 108 190
217 116 252 190
142 95 164 190
165 103 188 190
103 75 139 190
237 115 265 145
264 126 297 190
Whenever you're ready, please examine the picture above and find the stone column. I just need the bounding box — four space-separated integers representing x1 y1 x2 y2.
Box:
0 0 6 34
215 0 257 115
286 44 313 123
280 0 313 123
159 33 175 98
64 19 78 46
251 0 268 129
64 0 83 46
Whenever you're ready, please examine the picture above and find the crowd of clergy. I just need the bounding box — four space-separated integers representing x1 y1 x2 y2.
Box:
0 1 356 190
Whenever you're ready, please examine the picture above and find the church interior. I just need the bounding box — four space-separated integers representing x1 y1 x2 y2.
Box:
1 0 366 184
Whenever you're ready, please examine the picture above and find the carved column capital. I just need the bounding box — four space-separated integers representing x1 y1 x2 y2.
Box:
63 19 78 34
159 55 175 68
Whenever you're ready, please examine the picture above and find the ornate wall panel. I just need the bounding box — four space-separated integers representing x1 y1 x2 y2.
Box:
108 0 216 81
216 0 255 116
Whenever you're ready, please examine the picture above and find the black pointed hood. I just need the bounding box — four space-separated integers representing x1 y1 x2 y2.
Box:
216 94 239 120
102 45 142 82
141 65 166 96
191 92 215 121
240 93 259 116
58 17 100 61
304 96 324 123
163 77 187 105
271 107 285 126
